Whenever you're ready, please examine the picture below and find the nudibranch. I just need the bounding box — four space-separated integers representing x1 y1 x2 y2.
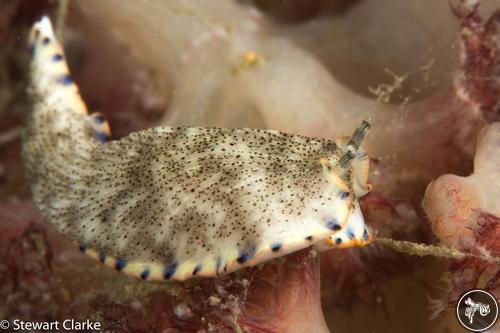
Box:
23 17 373 282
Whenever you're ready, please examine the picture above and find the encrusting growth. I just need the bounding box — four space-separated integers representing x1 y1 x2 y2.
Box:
23 16 373 282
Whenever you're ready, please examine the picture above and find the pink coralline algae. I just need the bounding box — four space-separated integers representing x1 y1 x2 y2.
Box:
453 3 500 122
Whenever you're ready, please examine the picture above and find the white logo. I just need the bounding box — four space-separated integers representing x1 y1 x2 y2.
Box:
464 297 491 324
456 289 498 332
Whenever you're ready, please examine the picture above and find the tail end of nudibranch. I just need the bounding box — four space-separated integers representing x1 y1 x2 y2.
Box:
29 16 53 45
28 16 89 120
24 16 101 198
28 16 112 143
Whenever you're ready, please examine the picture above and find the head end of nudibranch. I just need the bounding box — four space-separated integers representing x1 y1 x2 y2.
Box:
335 119 372 198
320 120 373 250
325 201 373 248
339 118 371 168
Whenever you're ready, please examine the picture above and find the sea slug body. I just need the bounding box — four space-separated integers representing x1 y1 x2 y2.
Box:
23 16 373 282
